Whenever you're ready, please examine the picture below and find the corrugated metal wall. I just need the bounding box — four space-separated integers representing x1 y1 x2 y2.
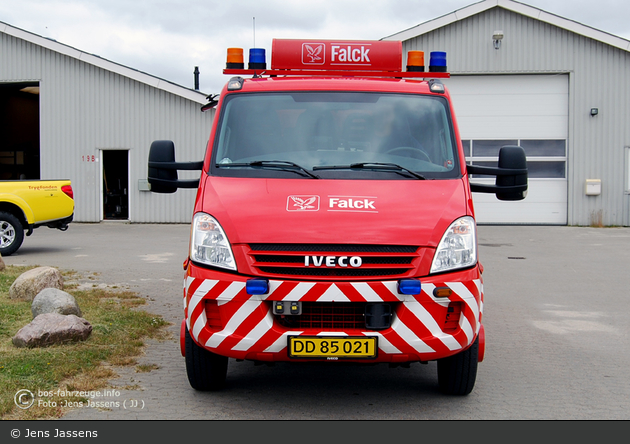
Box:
402 7 630 226
1 30 214 223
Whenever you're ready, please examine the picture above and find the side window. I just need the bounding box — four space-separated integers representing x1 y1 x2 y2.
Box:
464 139 566 178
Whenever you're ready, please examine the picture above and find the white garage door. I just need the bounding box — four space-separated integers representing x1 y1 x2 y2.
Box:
444 74 568 224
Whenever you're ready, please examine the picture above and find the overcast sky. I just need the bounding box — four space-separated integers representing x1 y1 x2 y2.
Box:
2 0 630 94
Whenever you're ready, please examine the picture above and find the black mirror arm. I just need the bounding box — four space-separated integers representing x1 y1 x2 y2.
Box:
467 164 528 195
469 183 528 194
148 160 204 171
149 177 200 189
466 164 528 176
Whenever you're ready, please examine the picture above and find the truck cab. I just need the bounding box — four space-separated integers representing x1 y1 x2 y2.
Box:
147 40 527 395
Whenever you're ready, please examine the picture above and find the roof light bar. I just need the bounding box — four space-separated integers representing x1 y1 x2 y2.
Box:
222 39 450 79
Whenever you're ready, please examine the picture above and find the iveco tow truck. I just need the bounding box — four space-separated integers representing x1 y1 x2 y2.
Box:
147 39 527 395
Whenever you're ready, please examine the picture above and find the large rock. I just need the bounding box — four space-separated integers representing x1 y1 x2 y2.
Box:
0 253 5 271
12 313 92 348
9 266 64 301
31 288 82 318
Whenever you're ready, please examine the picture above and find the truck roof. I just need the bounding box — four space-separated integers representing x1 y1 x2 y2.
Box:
222 75 445 96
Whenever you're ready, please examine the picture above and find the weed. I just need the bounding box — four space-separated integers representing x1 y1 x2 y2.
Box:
0 265 169 420
135 364 160 373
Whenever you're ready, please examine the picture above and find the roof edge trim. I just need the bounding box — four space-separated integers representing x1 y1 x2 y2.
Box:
382 0 630 53
0 20 208 104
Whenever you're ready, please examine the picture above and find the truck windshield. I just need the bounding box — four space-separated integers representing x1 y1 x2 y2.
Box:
211 92 460 180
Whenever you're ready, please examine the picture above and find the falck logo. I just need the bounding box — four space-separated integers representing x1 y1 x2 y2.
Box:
287 195 320 211
302 43 325 65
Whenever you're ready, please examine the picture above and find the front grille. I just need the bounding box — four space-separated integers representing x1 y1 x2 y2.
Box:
257 267 410 277
247 243 420 279
276 302 367 330
253 255 412 265
250 244 418 253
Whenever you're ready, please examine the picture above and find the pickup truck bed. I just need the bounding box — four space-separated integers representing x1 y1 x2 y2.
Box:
0 179 74 255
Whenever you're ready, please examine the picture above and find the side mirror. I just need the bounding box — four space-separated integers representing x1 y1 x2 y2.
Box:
467 145 528 201
147 140 203 193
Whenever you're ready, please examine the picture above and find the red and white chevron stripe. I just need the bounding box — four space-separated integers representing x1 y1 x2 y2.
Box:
183 269 483 362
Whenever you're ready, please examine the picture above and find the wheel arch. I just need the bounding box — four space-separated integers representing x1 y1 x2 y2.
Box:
0 201 30 227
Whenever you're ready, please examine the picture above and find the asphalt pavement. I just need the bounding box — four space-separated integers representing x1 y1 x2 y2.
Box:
4 222 630 420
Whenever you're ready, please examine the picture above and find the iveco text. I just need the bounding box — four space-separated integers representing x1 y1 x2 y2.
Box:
304 256 363 267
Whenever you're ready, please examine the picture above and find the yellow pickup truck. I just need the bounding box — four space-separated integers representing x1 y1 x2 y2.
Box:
0 180 74 255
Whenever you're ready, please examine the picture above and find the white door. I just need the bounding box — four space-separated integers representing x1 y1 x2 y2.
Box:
444 74 568 224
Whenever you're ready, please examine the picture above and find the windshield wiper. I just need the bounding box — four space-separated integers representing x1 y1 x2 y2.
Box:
313 162 426 180
217 160 320 179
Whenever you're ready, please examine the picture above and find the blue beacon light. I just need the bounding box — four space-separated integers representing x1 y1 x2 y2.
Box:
429 51 447 72
246 278 269 295
398 279 422 295
248 48 267 70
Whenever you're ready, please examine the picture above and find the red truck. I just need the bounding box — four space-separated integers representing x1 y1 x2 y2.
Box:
147 39 527 395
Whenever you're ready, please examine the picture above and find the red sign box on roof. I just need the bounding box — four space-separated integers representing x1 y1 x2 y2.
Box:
271 39 403 72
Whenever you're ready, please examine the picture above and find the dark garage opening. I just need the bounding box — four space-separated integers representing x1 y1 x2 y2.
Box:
103 150 129 220
0 82 40 180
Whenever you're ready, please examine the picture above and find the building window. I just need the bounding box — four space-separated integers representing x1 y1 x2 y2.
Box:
463 139 566 178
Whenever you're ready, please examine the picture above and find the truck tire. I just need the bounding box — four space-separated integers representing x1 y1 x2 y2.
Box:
185 326 228 391
0 212 24 256
437 335 479 396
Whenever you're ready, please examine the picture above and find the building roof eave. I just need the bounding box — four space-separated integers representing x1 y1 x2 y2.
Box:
0 20 209 104
382 0 630 53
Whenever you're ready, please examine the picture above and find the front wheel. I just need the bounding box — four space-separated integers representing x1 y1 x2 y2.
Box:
437 336 479 395
184 326 228 391
0 212 24 256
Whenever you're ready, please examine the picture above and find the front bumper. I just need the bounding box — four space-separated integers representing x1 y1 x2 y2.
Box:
183 264 483 363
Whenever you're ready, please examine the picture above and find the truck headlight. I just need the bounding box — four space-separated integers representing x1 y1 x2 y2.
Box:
190 213 237 271
430 216 477 274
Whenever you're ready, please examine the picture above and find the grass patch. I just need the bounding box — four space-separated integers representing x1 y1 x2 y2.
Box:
135 363 160 373
0 265 169 420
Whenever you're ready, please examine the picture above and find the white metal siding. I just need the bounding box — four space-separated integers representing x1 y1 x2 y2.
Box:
1 30 213 223
446 75 568 139
445 74 568 224
401 6 630 226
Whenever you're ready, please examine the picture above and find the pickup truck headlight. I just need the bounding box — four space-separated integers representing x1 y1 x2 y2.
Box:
430 216 477 274
190 213 237 271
